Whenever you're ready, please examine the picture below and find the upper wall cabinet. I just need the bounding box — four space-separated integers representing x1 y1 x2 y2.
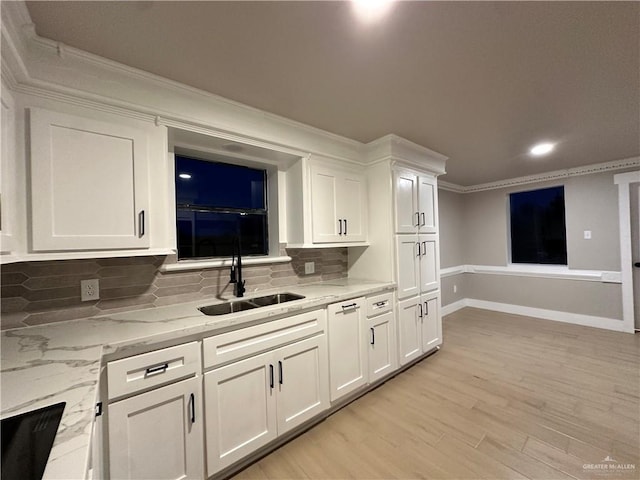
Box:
394 169 437 234
30 108 150 251
310 165 366 243
285 156 368 248
1 88 17 256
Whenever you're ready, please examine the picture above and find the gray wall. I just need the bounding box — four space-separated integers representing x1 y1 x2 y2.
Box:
461 171 622 269
438 170 627 319
438 189 466 268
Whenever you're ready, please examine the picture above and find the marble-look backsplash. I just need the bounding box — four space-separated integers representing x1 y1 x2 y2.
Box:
0 248 348 330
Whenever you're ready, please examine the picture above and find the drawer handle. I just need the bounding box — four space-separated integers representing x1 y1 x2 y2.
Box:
374 301 388 308
341 303 358 310
370 327 375 345
145 363 169 376
278 360 283 385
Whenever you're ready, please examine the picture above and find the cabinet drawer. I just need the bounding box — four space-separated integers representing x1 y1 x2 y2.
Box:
107 342 200 400
203 309 326 370
366 292 393 318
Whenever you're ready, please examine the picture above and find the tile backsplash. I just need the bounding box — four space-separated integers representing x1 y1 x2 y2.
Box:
0 248 348 330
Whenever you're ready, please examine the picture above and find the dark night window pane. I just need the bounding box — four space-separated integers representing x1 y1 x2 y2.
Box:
175 155 268 259
509 186 567 265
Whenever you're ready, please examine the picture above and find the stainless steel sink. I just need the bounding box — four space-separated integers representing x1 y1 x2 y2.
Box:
199 292 305 316
249 293 305 307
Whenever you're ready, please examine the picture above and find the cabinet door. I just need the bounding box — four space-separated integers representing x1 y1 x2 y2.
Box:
327 298 367 402
397 297 422 366
204 351 277 475
367 310 396 383
394 170 419 234
276 335 329 435
395 235 421 299
338 173 367 242
310 166 341 243
418 235 439 293
108 377 203 480
418 175 437 234
30 108 150 251
1 88 17 255
421 295 442 351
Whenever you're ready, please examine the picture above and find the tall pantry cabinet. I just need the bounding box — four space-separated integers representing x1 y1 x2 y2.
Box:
348 135 447 368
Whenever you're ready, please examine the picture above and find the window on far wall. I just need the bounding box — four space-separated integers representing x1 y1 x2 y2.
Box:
175 155 268 260
509 186 567 265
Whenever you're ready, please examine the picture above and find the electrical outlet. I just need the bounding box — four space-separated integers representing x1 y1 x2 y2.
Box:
81 279 100 302
453 284 457 293
584 230 592 240
304 262 315 275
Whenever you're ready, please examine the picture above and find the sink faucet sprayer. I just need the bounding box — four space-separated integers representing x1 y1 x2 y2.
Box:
230 237 246 298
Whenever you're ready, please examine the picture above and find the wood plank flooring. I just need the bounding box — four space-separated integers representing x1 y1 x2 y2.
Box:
233 308 640 479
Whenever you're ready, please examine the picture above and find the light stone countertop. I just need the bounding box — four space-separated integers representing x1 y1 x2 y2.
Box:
0 278 395 480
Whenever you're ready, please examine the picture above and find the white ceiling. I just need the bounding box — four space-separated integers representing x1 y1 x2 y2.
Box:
25 1 639 186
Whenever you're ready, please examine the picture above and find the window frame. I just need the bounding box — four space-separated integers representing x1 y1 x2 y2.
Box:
171 148 281 262
507 184 568 266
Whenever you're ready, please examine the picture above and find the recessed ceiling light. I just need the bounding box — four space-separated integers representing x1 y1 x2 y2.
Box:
178 173 192 180
529 142 555 156
352 0 394 24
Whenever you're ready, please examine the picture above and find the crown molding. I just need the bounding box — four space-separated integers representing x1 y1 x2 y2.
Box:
438 157 640 193
365 134 447 175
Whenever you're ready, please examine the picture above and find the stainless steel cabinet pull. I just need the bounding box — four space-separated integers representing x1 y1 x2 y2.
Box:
269 364 274 389
278 361 283 385
189 393 195 424
415 212 420 226
341 302 358 310
138 210 145 238
344 219 348 235
370 327 375 345
145 363 168 375
422 241 427 256
424 301 429 316
421 212 426 226
418 302 423 318
374 301 388 307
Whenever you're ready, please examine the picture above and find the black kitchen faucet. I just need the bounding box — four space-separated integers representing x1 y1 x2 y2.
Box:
230 237 246 297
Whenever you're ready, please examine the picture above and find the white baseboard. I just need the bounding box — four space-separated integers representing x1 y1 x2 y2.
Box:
441 299 468 316
441 298 627 332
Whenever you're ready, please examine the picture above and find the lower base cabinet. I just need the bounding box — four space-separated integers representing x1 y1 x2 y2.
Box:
397 292 441 366
367 310 396 383
108 376 203 480
204 334 329 476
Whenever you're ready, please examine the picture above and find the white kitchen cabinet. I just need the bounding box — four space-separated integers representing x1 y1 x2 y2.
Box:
205 334 328 475
327 297 368 402
394 169 438 234
310 164 366 243
108 376 203 480
1 87 17 256
29 107 150 251
367 310 396 383
397 292 442 366
396 234 439 300
204 350 277 474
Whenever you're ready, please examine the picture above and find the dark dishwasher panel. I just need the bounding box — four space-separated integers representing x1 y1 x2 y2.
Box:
1 402 66 480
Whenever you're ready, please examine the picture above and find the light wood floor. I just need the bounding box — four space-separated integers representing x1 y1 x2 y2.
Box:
233 308 640 479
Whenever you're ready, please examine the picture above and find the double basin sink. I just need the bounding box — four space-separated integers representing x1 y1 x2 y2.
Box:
199 292 305 316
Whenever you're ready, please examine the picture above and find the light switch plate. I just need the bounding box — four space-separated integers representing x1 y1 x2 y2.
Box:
584 230 592 240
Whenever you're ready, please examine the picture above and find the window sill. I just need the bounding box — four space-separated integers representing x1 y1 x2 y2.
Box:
440 264 621 283
159 255 292 273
